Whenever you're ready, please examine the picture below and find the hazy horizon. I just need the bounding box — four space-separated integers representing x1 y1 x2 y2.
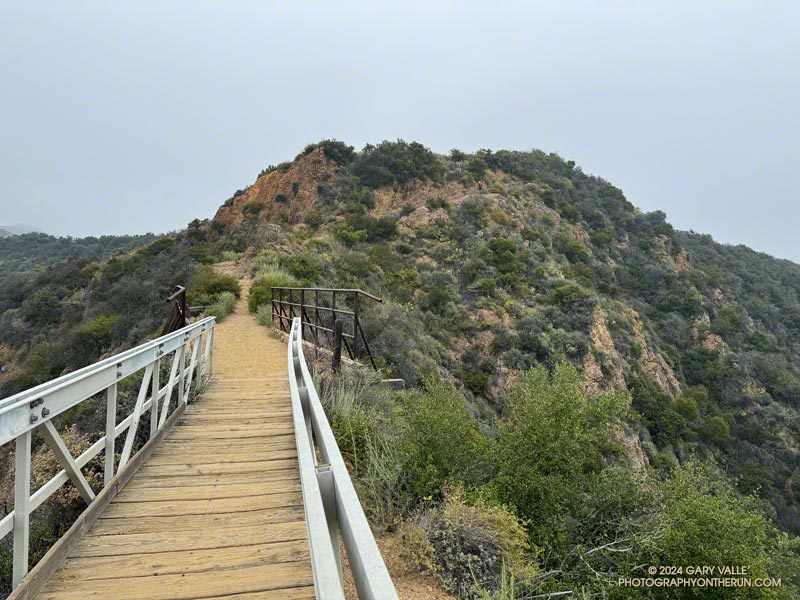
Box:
1 1 798 260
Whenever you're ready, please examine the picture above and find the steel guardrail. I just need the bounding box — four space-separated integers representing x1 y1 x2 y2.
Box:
287 317 397 599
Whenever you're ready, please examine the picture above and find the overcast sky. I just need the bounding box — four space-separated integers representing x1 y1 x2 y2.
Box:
1 1 798 260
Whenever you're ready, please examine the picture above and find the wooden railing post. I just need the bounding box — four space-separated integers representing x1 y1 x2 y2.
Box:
332 319 343 373
300 289 306 341
352 292 360 358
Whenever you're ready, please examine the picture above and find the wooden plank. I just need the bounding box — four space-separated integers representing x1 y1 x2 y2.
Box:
173 417 294 438
114 480 302 502
144 449 297 466
74 521 308 557
166 429 294 440
135 457 298 477
205 589 315 599
92 506 306 535
120 469 299 489
179 412 292 422
53 539 310 581
100 491 303 518
150 440 297 452
35 561 313 600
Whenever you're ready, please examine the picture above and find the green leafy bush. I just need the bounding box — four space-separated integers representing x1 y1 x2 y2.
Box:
256 304 272 326
242 200 264 217
298 139 356 164
491 365 627 551
186 266 241 304
400 381 490 498
248 264 299 313
220 250 243 262
352 140 444 188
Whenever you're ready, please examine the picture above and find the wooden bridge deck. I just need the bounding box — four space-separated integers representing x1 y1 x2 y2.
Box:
35 286 314 599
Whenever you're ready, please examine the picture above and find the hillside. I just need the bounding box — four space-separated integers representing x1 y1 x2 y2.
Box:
202 141 800 533
0 232 187 397
2 140 799 598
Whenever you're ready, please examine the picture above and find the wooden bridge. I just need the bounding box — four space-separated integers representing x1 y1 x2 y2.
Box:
0 286 396 599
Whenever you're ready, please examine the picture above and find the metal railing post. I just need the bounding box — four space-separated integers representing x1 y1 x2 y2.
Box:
150 357 161 437
208 328 214 378
317 465 343 583
12 430 32 588
178 343 186 406
104 383 117 485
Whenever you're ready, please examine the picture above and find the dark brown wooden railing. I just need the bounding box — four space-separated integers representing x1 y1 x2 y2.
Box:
271 287 382 370
161 285 188 335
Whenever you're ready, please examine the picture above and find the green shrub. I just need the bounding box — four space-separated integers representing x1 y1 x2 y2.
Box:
491 365 627 551
187 265 241 304
412 489 534 599
242 200 264 216
206 291 237 322
352 139 444 188
220 250 243 262
281 252 324 284
248 264 299 313
643 462 800 599
71 315 119 362
298 139 356 164
427 196 450 210
256 304 272 327
303 211 324 229
400 380 490 498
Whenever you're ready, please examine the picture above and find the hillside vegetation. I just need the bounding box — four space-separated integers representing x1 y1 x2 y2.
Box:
1 140 799 597
202 140 800 597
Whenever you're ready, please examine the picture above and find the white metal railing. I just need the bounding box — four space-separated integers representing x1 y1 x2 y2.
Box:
287 317 397 599
0 316 216 590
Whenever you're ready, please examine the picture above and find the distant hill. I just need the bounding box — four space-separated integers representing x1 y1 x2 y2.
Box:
0 223 39 236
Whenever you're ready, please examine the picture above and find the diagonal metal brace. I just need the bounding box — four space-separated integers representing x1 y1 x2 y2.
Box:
40 421 96 504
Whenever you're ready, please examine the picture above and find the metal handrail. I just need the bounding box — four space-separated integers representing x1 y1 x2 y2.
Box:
287 317 397 599
277 287 383 302
272 287 381 370
0 316 216 590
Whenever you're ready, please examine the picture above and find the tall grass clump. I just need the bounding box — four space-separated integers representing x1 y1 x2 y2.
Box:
318 367 409 525
206 291 237 322
220 250 243 262
248 263 299 313
256 304 272 327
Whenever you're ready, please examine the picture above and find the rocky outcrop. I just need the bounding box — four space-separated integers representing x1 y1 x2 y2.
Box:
213 148 334 228
623 308 682 397
584 307 626 395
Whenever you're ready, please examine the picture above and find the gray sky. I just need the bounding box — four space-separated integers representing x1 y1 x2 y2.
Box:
1 1 799 260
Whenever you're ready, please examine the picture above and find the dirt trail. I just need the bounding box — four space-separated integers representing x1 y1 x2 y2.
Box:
213 265 453 599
